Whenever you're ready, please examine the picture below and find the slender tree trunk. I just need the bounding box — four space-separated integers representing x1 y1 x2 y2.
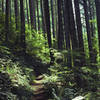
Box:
36 0 40 31
20 0 26 53
68 0 78 50
64 0 70 50
95 0 100 53
2 0 4 13
74 0 84 52
64 0 71 67
26 0 29 26
9 0 12 23
29 0 36 30
88 0 94 37
43 0 52 48
51 0 55 38
54 0 58 40
83 0 93 62
14 0 19 30
57 0 64 50
40 0 46 33
67 0 83 88
74 0 86 66
5 0 10 42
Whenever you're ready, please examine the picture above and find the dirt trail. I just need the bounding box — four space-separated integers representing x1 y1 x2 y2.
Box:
31 75 48 100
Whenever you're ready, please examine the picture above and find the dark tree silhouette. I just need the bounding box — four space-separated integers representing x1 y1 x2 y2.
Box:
36 0 40 31
40 0 46 33
43 0 52 48
74 0 84 52
83 0 93 62
95 0 100 52
20 0 26 52
29 0 36 30
57 0 64 50
14 0 19 30
5 0 10 42
26 0 29 26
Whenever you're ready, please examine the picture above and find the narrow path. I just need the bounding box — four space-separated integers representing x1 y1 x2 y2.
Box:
31 75 48 100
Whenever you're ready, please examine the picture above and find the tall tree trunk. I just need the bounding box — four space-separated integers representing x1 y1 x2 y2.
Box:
74 0 86 66
2 0 4 13
74 0 84 52
36 0 40 31
68 0 83 88
20 0 26 53
9 0 12 23
14 0 19 30
51 0 55 38
95 0 100 53
43 0 52 48
29 0 36 30
64 0 71 67
5 0 10 42
57 0 64 50
83 0 93 63
68 0 78 50
26 0 29 26
40 0 46 33
54 0 58 40
88 0 94 37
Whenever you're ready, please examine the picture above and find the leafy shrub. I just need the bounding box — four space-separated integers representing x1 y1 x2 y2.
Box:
26 29 50 62
0 55 34 92
45 49 99 100
0 45 11 55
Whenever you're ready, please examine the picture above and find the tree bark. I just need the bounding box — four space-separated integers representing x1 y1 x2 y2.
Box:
57 0 64 50
2 0 4 13
26 0 29 26
14 0 19 30
40 0 46 33
5 0 10 42
20 0 26 52
74 0 84 52
68 0 78 50
29 0 36 30
51 0 55 38
36 0 40 31
95 0 100 52
43 0 52 48
83 0 93 62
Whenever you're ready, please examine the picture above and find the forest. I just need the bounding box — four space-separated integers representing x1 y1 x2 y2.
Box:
0 0 100 100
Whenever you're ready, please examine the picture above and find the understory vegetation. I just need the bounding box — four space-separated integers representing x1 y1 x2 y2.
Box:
0 0 100 100
0 13 100 100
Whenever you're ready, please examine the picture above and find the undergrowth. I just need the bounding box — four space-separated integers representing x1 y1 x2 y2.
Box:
0 45 35 99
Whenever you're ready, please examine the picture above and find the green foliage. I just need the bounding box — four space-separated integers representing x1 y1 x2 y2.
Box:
83 33 89 59
43 74 77 100
0 92 17 100
0 6 100 100
26 29 50 62
89 19 96 23
0 45 11 54
0 53 34 92
0 71 18 100
43 74 59 84
0 12 20 45
0 63 33 91
45 48 99 100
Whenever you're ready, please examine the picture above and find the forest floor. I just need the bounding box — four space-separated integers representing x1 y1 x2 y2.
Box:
0 44 50 100
31 75 48 100
0 44 100 100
